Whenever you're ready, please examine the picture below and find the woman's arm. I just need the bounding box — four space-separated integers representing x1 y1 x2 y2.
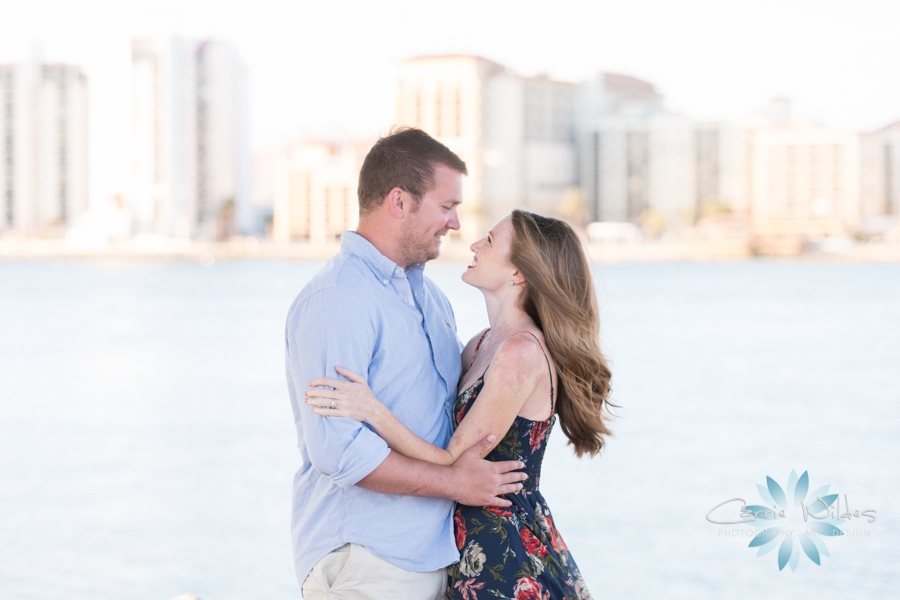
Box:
307 328 489 464
306 333 544 466
441 334 544 461
307 366 457 464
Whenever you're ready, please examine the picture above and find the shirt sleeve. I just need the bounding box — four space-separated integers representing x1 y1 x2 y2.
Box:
286 286 391 488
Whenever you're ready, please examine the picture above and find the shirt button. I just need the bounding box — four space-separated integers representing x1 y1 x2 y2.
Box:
382 279 388 284
395 268 403 276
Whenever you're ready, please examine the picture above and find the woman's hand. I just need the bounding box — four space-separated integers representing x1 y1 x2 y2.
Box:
305 366 387 424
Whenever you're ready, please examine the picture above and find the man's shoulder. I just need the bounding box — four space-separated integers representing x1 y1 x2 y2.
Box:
287 253 372 319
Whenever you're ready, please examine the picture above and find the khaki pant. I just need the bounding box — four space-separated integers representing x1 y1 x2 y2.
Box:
302 543 447 600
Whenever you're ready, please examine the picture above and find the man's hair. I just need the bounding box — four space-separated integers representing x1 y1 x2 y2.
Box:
357 126 467 216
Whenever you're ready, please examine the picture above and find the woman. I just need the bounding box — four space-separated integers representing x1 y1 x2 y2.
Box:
306 210 612 600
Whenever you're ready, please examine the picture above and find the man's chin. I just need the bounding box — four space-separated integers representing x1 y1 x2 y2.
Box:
406 247 439 265
402 237 443 264
426 238 442 261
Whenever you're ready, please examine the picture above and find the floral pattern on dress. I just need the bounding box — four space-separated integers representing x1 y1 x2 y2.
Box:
447 375 593 600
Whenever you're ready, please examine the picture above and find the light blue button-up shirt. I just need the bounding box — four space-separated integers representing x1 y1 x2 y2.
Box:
285 231 463 587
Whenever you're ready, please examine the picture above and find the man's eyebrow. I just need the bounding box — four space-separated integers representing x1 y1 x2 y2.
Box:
443 199 462 206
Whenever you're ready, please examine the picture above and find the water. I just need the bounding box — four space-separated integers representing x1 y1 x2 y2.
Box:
1 259 898 599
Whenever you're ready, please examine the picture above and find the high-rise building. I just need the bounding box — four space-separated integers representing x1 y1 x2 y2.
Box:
578 72 664 124
520 75 578 215
860 121 900 235
583 113 697 226
131 37 250 240
647 113 697 225
695 121 751 216
395 55 505 237
578 73 689 225
750 122 863 234
395 55 577 238
272 141 367 243
0 62 88 233
578 73 699 227
582 116 649 222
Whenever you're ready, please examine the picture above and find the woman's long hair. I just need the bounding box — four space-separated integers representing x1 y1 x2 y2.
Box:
509 210 613 457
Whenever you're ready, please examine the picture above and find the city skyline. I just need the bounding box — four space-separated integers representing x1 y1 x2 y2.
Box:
3 47 898 244
270 55 898 247
2 0 898 207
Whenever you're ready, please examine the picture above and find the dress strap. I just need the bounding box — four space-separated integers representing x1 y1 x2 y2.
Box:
522 331 555 414
470 328 490 368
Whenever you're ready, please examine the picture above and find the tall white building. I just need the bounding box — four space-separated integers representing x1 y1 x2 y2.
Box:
695 121 751 216
583 116 649 222
0 63 88 233
132 37 250 240
583 113 697 225
860 121 900 234
750 122 863 233
272 141 368 243
395 55 577 238
578 73 701 226
395 55 504 237
647 113 697 225
520 75 578 214
579 74 649 223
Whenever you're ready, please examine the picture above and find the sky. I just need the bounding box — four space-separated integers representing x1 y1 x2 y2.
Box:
1 0 898 204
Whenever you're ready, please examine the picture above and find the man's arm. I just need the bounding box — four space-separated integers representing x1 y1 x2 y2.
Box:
308 335 543 468
288 287 390 487
358 435 528 508
289 286 526 503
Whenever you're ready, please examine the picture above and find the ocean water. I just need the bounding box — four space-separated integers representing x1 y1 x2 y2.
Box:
0 259 898 600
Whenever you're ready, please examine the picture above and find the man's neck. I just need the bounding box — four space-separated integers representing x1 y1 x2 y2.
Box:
355 220 407 268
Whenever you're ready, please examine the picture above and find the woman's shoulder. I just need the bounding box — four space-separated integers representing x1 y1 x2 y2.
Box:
491 329 548 374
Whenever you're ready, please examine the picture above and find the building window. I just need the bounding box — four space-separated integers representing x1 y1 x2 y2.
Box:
454 84 462 136
886 145 895 215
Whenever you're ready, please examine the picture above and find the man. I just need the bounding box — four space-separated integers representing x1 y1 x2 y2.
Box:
284 127 527 599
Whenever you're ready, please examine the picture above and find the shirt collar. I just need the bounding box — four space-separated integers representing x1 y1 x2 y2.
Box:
341 230 422 283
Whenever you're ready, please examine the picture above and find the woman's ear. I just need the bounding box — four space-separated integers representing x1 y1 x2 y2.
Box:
511 270 526 286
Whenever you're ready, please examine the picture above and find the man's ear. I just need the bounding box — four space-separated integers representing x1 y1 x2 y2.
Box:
385 187 406 219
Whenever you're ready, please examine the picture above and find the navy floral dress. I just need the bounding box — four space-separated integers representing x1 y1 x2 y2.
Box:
447 332 592 600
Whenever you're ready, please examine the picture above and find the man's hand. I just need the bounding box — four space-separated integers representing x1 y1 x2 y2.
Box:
449 435 527 507
356 434 527 506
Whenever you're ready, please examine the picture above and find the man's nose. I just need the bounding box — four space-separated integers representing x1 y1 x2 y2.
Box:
448 209 461 231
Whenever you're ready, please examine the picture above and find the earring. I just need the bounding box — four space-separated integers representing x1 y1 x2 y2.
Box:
509 280 515 286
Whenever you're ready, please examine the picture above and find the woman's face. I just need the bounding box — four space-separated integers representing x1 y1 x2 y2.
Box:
461 215 516 290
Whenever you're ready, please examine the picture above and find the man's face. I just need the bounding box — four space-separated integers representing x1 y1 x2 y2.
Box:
398 164 462 266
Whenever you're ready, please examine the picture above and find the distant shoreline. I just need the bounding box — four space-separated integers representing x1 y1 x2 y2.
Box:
1 238 899 262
